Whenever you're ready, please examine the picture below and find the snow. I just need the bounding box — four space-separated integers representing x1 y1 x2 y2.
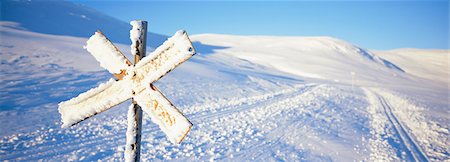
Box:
190 34 404 85
363 89 399 161
130 20 144 56
125 104 138 162
0 21 115 72
373 49 449 84
1 12 449 161
85 31 131 74
367 88 449 161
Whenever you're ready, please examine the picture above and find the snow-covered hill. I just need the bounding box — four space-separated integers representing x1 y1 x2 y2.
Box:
191 34 404 83
191 34 449 109
373 49 449 85
1 1 449 161
1 0 167 47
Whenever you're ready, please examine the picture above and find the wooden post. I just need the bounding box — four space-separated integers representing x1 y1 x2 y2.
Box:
128 20 147 162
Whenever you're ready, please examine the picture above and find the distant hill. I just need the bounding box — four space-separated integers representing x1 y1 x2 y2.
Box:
373 49 449 84
191 34 405 83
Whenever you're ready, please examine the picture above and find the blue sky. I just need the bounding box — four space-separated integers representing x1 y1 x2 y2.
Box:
72 1 448 50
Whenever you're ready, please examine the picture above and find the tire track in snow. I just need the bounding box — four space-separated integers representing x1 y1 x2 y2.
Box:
376 94 429 162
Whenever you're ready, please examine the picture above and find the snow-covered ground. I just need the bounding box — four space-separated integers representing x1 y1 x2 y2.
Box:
1 1 449 161
1 21 449 161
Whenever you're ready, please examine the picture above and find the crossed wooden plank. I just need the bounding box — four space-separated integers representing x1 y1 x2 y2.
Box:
58 30 195 144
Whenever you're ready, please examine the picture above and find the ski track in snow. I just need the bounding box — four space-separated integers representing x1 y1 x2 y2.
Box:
364 88 449 162
377 94 428 161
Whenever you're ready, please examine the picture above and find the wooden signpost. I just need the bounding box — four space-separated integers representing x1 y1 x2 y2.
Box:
58 20 195 161
128 20 147 161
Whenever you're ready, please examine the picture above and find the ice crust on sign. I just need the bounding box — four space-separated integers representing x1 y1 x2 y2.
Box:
134 85 192 144
85 31 131 74
58 79 132 128
59 30 195 129
132 30 195 94
130 20 143 56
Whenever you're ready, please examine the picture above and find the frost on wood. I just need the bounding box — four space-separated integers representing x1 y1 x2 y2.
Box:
125 104 138 162
58 79 132 128
131 30 195 95
85 31 131 74
134 85 192 144
58 28 195 150
130 20 143 56
58 30 195 129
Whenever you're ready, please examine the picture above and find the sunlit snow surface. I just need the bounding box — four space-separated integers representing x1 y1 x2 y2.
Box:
0 22 449 161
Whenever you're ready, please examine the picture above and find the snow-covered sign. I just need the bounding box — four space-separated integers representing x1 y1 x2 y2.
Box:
58 20 195 161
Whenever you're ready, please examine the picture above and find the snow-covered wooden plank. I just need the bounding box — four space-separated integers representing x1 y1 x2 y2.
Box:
85 31 132 74
131 30 195 94
134 84 192 144
58 79 132 128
